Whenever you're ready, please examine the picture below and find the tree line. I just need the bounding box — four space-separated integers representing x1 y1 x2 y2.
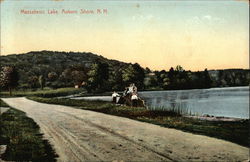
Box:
0 51 249 95
1 62 250 95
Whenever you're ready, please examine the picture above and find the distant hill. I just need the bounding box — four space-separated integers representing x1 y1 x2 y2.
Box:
0 51 131 89
0 50 128 69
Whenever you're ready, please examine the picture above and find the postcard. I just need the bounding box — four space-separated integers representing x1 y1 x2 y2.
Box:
0 0 249 161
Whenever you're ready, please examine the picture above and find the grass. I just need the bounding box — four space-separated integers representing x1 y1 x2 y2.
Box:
0 99 9 107
28 96 249 147
27 96 183 117
138 116 249 147
0 87 83 98
0 100 58 161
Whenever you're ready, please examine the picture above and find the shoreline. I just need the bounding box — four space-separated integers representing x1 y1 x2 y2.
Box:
185 115 246 122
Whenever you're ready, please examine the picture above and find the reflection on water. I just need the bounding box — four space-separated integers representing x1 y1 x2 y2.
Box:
139 86 249 119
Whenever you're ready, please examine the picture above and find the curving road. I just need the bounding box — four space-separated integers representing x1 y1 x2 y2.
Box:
2 97 249 162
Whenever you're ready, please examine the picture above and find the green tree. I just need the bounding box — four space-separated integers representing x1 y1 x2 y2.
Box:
71 70 88 86
122 63 145 89
132 63 145 89
109 67 123 91
28 76 39 88
87 62 109 92
144 74 160 89
154 70 167 88
122 64 137 87
61 68 72 82
167 65 191 89
0 66 19 96
203 68 212 88
38 75 45 90
48 72 58 81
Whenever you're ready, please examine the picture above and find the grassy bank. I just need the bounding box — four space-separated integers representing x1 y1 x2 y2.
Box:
0 87 83 98
28 96 249 147
0 100 58 161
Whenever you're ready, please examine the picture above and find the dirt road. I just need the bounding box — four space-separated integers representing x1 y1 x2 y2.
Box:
2 97 249 162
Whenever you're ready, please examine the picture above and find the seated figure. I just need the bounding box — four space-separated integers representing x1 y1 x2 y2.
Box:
131 93 138 107
111 91 119 103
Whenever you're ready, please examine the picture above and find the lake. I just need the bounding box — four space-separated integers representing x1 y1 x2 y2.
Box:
72 86 249 119
139 86 249 119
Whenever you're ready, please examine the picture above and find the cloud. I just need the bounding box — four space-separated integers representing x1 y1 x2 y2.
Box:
202 15 223 22
203 15 212 20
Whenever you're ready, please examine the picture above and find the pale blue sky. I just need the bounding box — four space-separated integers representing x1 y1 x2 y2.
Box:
1 0 249 70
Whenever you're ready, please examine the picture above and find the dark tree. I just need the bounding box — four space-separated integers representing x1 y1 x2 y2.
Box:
0 66 19 96
48 72 58 81
167 67 176 89
71 70 88 86
168 67 175 82
87 62 109 92
132 63 145 89
145 67 151 74
28 76 39 88
203 68 212 88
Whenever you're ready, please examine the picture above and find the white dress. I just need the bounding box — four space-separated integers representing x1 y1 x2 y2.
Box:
131 95 138 100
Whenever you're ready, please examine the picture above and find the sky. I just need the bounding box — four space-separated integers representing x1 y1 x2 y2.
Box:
0 0 249 71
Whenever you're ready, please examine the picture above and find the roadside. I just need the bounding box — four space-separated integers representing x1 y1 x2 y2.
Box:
0 99 10 115
0 99 58 161
0 87 82 98
28 96 250 148
2 97 249 161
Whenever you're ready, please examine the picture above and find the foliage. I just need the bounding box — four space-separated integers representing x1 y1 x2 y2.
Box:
144 73 158 89
152 65 250 90
0 51 249 92
109 67 123 91
47 72 58 81
38 75 45 90
86 62 109 92
0 66 19 95
28 76 39 88
122 63 145 90
71 70 87 85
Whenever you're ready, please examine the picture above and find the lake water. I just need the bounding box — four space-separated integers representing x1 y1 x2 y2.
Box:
139 86 249 119
72 86 249 119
